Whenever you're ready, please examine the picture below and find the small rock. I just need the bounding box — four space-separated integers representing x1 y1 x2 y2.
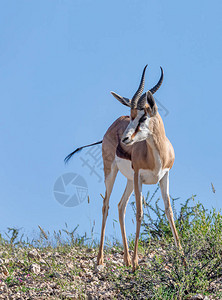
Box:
16 259 24 267
53 252 60 258
0 265 9 276
79 271 84 277
61 292 77 299
53 272 61 278
87 260 94 268
111 247 118 254
66 262 74 269
0 281 8 292
41 251 52 258
28 249 40 260
87 293 97 300
112 259 123 266
92 257 98 265
190 295 204 300
3 259 9 264
30 263 41 274
39 258 46 264
85 271 92 278
95 265 104 273
0 258 4 265
114 253 122 259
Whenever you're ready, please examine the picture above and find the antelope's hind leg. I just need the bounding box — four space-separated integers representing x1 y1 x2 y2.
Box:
159 171 182 249
97 162 118 265
118 179 134 266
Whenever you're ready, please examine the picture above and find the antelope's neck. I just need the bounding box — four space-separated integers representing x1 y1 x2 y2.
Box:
145 137 164 172
145 113 174 171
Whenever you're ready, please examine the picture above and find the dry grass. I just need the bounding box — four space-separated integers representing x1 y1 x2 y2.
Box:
0 195 221 299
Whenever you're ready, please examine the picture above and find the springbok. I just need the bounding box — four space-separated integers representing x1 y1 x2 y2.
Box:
65 65 182 271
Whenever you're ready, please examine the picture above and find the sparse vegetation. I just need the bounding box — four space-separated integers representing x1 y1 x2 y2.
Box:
109 191 222 299
0 193 221 299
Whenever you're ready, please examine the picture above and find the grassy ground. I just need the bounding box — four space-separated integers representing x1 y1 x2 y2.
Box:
0 194 221 299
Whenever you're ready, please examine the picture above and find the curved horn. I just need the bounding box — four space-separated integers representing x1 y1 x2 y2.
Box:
137 91 157 115
131 65 147 108
136 93 147 110
149 67 164 94
110 91 131 107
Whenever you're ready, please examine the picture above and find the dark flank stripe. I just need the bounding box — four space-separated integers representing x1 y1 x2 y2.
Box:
116 142 131 161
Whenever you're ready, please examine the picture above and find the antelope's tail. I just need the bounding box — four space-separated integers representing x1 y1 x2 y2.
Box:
64 140 103 164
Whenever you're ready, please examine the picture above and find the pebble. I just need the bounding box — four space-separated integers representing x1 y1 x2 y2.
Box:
0 281 8 292
39 258 46 264
53 272 62 278
95 265 104 273
16 259 24 266
30 263 41 274
0 265 9 276
190 295 204 300
61 292 78 299
28 249 41 260
86 248 93 253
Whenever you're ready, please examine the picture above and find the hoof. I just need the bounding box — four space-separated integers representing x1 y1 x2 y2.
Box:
132 260 139 272
182 256 187 268
132 265 139 272
97 256 104 265
124 257 132 267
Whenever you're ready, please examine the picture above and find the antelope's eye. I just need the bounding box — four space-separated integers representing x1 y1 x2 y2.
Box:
139 114 147 123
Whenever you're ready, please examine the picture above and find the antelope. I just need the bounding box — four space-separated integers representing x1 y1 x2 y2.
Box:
65 65 182 271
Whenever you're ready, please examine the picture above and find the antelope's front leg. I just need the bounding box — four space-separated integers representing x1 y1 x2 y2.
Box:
132 172 143 272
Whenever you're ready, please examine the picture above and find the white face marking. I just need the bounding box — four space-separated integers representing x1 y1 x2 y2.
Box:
121 110 150 145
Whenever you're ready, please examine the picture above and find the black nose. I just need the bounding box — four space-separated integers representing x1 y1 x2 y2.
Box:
122 137 129 143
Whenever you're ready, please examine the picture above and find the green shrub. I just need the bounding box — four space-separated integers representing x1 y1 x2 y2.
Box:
112 192 222 299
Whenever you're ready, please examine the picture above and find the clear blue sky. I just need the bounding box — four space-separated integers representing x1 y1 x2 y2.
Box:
0 1 221 242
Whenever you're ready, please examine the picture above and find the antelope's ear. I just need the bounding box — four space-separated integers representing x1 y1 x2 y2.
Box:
146 91 157 116
111 91 131 107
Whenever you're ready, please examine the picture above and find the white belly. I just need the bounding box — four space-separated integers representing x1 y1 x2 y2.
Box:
115 155 134 180
115 155 169 184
